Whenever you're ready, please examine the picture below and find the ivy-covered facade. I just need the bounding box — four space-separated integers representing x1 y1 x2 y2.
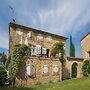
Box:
9 22 67 85
9 22 84 86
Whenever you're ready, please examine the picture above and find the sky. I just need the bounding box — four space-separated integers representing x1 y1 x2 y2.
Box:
0 0 90 57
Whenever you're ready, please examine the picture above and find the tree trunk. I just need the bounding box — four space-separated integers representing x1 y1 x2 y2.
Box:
12 77 16 86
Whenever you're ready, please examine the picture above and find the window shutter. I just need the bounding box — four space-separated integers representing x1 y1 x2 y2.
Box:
26 64 30 76
43 65 48 74
24 37 28 46
31 46 35 56
28 31 32 37
20 36 23 44
35 45 41 55
26 63 35 76
42 48 47 54
85 52 90 58
53 64 58 73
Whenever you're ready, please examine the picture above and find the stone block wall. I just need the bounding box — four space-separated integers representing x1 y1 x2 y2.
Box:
16 57 62 86
81 33 90 58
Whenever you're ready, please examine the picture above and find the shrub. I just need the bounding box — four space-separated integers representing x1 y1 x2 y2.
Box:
82 59 90 77
0 67 7 85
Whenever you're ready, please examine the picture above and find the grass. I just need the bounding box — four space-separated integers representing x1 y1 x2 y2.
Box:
0 77 90 90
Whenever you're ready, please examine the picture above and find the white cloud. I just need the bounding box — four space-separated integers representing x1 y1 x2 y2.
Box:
32 0 90 36
1 0 90 50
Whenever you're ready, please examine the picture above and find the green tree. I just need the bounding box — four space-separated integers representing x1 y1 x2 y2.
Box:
1 52 7 65
70 35 75 57
51 42 65 80
0 67 7 86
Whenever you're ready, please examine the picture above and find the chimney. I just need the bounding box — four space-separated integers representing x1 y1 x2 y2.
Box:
12 19 15 23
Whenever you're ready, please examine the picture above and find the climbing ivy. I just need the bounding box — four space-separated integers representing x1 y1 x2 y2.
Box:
51 42 65 65
51 42 65 81
8 44 30 80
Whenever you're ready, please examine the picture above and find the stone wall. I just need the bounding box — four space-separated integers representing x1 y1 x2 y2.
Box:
66 57 83 79
16 57 62 86
81 33 90 58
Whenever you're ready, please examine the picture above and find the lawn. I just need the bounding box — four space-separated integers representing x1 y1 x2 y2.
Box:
0 77 90 90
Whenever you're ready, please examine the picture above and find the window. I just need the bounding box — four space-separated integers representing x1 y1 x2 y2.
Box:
42 48 47 55
26 63 35 76
28 31 32 38
43 65 49 75
30 44 49 58
47 36 52 43
34 45 41 56
53 64 59 75
88 51 90 57
19 36 23 44
85 52 90 58
37 34 43 41
24 37 28 46
31 46 36 56
16 28 23 35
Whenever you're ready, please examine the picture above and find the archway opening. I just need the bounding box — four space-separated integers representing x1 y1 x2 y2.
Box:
71 62 78 78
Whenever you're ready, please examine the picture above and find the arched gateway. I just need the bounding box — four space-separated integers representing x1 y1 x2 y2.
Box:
71 62 78 78
66 57 83 79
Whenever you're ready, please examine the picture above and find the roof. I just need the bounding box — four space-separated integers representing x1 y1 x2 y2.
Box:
80 32 90 41
67 57 84 61
9 22 68 40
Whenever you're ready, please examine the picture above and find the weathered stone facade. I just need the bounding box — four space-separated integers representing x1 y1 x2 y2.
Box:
9 22 67 85
9 22 67 56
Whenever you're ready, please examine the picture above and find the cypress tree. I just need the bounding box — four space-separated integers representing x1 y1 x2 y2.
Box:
70 35 75 57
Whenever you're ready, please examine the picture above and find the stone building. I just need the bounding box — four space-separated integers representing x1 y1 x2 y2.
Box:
81 32 90 58
9 22 84 86
9 22 67 85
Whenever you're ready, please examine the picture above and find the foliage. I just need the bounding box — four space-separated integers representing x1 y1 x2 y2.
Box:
0 52 7 65
70 35 75 57
82 59 90 77
72 63 77 78
0 67 7 86
51 42 65 65
8 44 30 80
